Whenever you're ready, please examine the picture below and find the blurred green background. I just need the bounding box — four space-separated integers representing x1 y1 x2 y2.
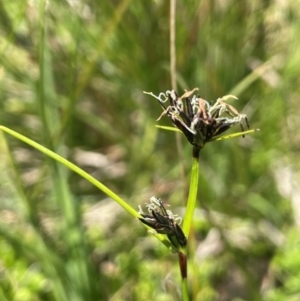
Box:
0 0 299 300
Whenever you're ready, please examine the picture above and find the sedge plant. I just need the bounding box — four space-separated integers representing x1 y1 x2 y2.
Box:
0 1 259 300
0 88 258 301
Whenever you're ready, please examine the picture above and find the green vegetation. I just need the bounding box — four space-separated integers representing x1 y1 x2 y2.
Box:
0 0 299 300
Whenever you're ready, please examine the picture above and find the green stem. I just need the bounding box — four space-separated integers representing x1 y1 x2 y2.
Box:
182 156 199 237
178 251 189 301
179 155 199 301
181 277 189 301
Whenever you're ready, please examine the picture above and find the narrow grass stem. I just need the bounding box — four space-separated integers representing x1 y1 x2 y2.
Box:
170 0 177 91
0 126 174 249
0 126 138 218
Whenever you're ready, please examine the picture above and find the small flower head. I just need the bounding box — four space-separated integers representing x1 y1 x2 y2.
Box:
144 89 250 157
139 196 187 249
